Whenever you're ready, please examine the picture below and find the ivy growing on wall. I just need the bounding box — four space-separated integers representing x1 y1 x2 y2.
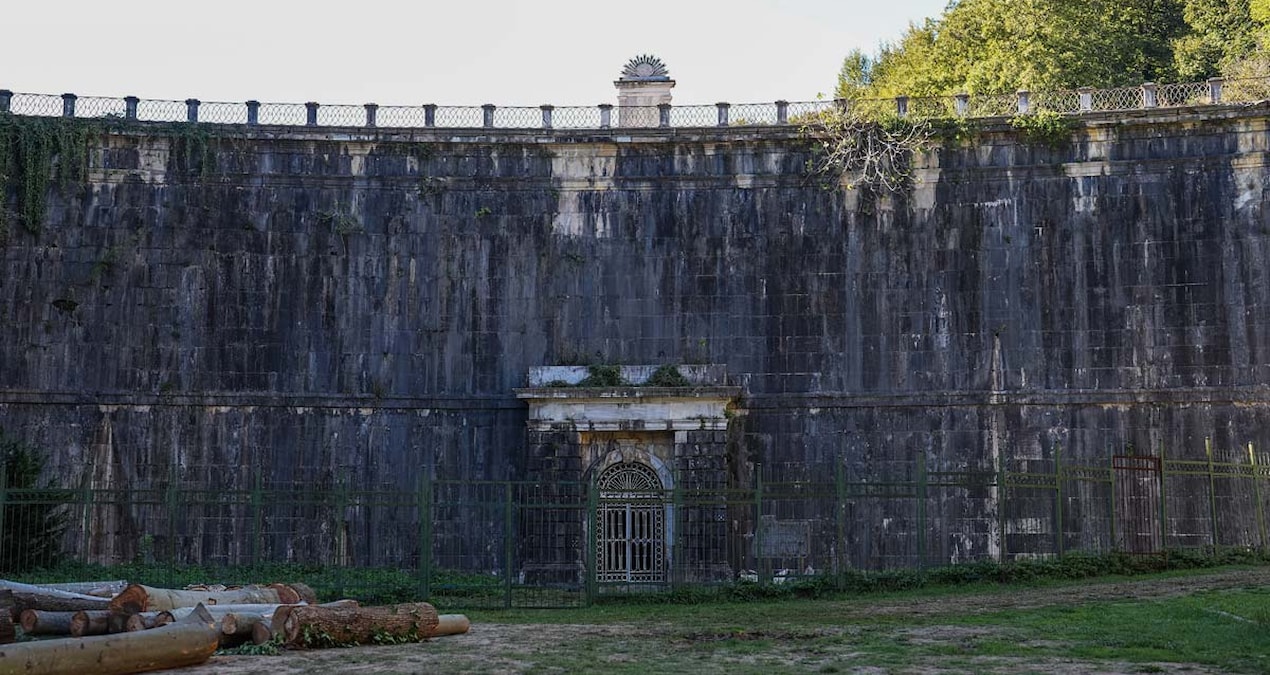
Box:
1011 110 1076 149
0 115 93 241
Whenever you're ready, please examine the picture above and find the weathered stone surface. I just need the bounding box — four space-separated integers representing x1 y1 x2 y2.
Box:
2 108 1270 568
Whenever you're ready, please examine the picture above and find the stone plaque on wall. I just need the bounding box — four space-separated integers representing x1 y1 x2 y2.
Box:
757 515 810 558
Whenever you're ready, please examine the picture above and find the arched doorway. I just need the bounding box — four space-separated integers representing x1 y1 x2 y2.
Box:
596 462 667 583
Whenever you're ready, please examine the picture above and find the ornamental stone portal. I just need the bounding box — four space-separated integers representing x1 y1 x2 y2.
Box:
515 365 739 586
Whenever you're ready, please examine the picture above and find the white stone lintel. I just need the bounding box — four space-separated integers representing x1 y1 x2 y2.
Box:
516 386 740 432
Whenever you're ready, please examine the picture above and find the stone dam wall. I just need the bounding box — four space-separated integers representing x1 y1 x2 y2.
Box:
2 106 1270 572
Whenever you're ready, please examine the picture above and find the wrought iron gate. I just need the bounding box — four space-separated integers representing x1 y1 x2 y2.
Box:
1113 455 1163 553
596 463 666 583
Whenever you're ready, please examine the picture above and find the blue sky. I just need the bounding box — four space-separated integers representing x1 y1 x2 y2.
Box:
4 0 948 106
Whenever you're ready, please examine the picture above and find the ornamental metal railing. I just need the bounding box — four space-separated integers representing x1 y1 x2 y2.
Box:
0 77 1264 131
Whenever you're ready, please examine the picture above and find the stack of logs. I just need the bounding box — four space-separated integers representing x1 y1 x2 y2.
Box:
0 579 469 675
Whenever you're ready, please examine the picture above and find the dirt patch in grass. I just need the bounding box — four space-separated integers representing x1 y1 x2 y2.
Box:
854 567 1270 619
165 569 1270 674
679 628 833 643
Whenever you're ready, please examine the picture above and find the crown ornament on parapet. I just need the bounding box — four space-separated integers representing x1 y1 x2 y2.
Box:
620 54 671 81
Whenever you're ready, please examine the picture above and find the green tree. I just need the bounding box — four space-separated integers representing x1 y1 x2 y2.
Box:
835 49 875 100
1254 0 1270 22
843 0 1188 97
1172 0 1258 79
0 429 67 573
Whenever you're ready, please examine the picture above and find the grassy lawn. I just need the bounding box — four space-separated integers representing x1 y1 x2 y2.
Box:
434 567 1270 674
52 561 1267 673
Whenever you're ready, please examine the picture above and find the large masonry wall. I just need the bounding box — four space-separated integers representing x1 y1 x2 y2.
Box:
3 107 1270 568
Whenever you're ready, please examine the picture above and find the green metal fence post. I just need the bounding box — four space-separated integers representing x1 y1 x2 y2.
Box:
916 450 927 569
1055 444 1064 558
1158 441 1169 551
417 471 432 601
671 469 683 592
333 474 348 599
997 458 1007 562
503 482 513 609
250 465 263 566
166 461 179 588
0 462 8 565
1109 451 1117 551
585 474 597 607
1207 437 1219 550
835 458 846 588
1249 442 1266 551
755 464 765 584
78 464 92 558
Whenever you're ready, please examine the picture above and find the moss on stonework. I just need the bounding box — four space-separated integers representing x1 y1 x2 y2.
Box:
551 364 691 388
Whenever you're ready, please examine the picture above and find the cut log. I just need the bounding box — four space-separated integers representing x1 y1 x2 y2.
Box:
280 602 439 648
0 580 110 616
30 581 129 598
267 604 295 643
0 591 13 644
107 612 131 634
433 614 471 637
250 621 272 646
18 610 75 636
125 612 162 632
0 603 219 675
222 600 357 638
267 583 299 605
109 584 296 613
69 610 113 637
288 582 319 605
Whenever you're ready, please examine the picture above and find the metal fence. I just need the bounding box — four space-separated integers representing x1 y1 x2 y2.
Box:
1 438 1266 608
1 77 1265 131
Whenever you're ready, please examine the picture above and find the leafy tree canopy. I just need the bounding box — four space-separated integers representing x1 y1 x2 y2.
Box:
838 0 1269 99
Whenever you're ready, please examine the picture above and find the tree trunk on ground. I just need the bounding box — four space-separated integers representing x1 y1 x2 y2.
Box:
0 580 110 615
222 600 357 639
267 605 294 642
0 604 219 675
18 610 76 636
434 614 471 636
285 583 318 605
250 621 273 646
31 581 128 598
0 591 14 644
279 602 439 648
109 584 305 613
69 610 114 637
125 612 163 632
